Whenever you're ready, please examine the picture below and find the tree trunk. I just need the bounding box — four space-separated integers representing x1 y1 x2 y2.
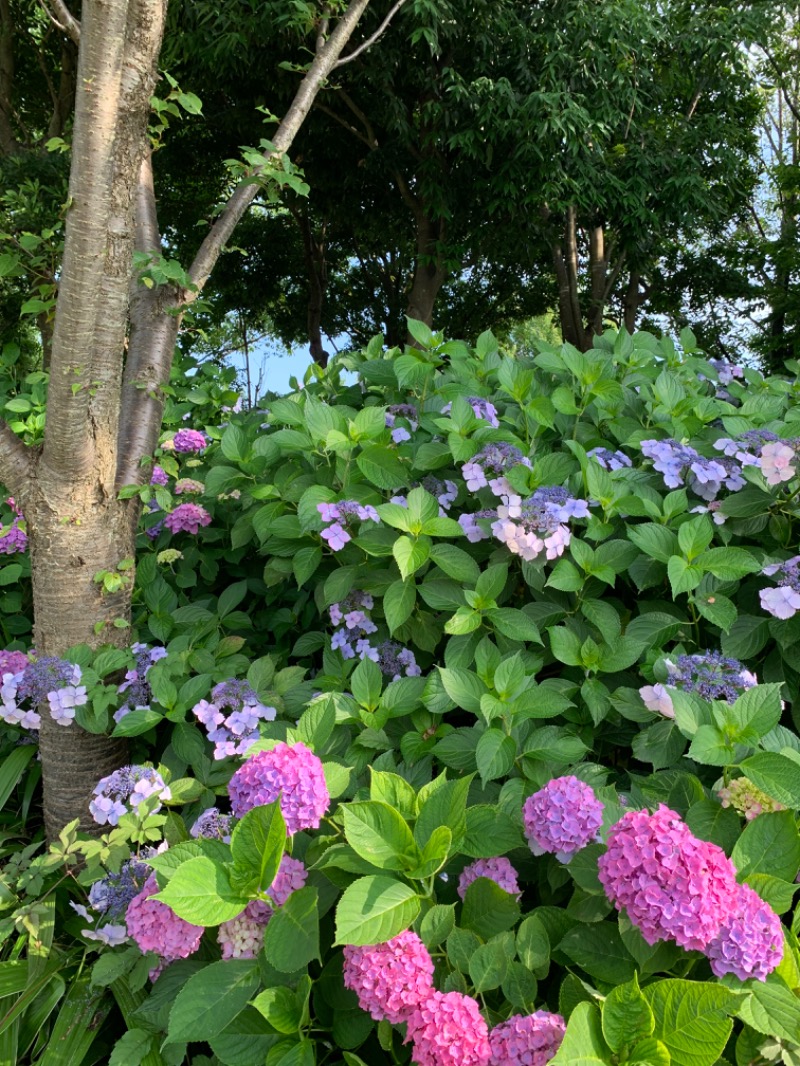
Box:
405 212 446 344
294 205 329 367
623 271 643 334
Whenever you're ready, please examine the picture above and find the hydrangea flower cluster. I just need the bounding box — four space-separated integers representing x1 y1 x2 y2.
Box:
150 465 169 486
174 478 204 494
718 777 785 820
171 428 208 453
714 429 779 465
641 439 745 500
443 396 500 427
192 679 276 759
164 503 211 535
330 591 378 660
190 807 234 842
705 882 784 981
228 742 330 834
708 358 745 387
0 498 27 554
125 872 203 962
461 443 531 493
89 856 151 921
758 440 798 486
343 931 435 1023
587 447 632 471
488 1011 566 1066
372 640 421 680
640 651 757 717
458 857 521 900
0 650 29 677
489 487 591 562
1 656 87 729
317 500 380 552
218 898 272 959
116 642 167 721
523 776 604 862
406 990 491 1066
760 556 800 619
385 403 418 443
598 805 741 951
89 765 171 826
391 477 459 514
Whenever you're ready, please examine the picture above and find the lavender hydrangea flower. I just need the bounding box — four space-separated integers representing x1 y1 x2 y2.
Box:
90 765 171 826
708 358 745 387
1 656 87 729
491 487 590 562
150 466 169 486
587 447 632 471
458 509 496 543
116 643 167 720
461 443 530 492
329 591 378 660
458 857 521 900
88 857 151 921
443 396 500 427
192 679 276 759
375 641 421 680
385 403 419 444
190 807 234 842
759 555 800 619
641 439 745 500
171 428 208 453
164 503 211 535
640 651 757 715
0 650 29 677
0 498 27 554
714 430 779 466
523 776 604 862
318 500 380 553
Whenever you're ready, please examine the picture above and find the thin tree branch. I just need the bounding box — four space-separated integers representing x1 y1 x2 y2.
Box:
0 0 16 154
334 0 408 67
40 0 81 44
314 100 374 149
186 0 371 296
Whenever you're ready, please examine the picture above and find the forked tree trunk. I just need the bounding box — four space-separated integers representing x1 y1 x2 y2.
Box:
405 211 447 343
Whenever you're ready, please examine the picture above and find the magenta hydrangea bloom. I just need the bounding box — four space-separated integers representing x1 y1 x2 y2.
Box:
164 503 211 535
523 776 604 862
406 990 491 1066
598 805 739 951
125 873 203 961
150 465 169 486
705 883 784 981
0 650 29 677
172 428 208 453
218 899 272 959
488 1011 566 1066
0 498 26 554
343 931 435 1024
228 742 330 834
458 857 521 900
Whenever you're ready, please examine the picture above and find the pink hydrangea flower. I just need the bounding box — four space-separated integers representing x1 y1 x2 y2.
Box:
458 857 521 900
228 742 330 834
488 1011 566 1066
759 442 796 485
406 991 491 1066
0 650 29 677
125 873 203 961
523 776 604 862
172 428 208 453
218 899 272 959
760 585 800 620
639 683 674 718
705 882 783 981
598 805 739 951
268 854 307 906
343 931 434 1023
164 503 211 535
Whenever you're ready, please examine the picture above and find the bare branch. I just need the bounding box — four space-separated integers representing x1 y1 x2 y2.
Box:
186 0 371 295
0 0 17 154
335 0 408 67
40 0 81 44
0 420 34 498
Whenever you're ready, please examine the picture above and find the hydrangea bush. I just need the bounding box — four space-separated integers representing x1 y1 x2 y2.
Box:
2 325 800 1065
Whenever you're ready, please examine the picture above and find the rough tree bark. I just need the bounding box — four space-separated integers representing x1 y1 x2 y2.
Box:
0 0 376 839
292 204 330 367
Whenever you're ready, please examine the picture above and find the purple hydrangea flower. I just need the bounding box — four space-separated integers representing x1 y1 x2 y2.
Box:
0 498 27 555
89 765 171 826
88 857 151 921
318 500 380 552
164 503 211 535
760 556 800 619
458 857 521 900
116 643 167 719
587 447 632 471
171 429 208 453
190 807 234 842
491 487 590 562
459 510 496 543
705 882 783 981
0 650 29 677
150 466 169 486
329 592 378 659
523 776 604 862
228 742 330 834
192 679 276 759
641 651 757 715
1 657 86 729
641 439 745 500
708 358 745 387
343 931 435 1024
375 641 421 680
714 430 779 465
443 397 500 427
488 1011 566 1066
461 443 530 492
598 805 739 951
385 404 418 432
125 873 203 962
